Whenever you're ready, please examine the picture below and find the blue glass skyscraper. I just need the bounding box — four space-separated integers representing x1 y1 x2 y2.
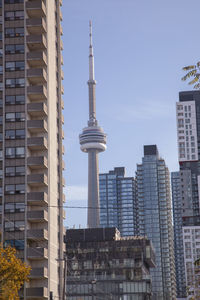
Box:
99 167 136 236
136 145 176 300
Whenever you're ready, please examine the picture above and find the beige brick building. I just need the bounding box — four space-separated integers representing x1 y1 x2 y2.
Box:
0 0 65 299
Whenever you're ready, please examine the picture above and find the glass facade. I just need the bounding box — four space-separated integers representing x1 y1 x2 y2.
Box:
99 167 136 236
136 145 176 300
171 171 186 298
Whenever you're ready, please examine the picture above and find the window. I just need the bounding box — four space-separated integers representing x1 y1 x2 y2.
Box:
16 78 25 87
6 61 24 71
16 147 25 157
5 44 24 54
6 78 25 88
5 113 15 122
15 221 25 231
16 166 25 176
5 130 15 139
5 147 15 158
5 184 15 194
5 95 15 105
16 184 25 194
5 203 15 212
0 66 3 74
5 0 24 3
6 167 15 176
5 27 24 38
16 112 25 121
4 11 24 21
5 95 25 105
5 240 24 250
15 11 24 20
16 129 25 139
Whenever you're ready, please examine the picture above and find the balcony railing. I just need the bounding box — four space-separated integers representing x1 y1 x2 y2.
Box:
27 210 48 222
27 85 47 101
27 102 47 117
27 51 47 67
27 119 47 133
27 68 47 84
27 247 48 260
26 0 46 18
26 18 47 34
27 156 48 169
27 173 48 186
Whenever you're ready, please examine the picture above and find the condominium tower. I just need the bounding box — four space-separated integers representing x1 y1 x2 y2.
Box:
136 145 176 300
176 90 200 298
0 0 64 299
99 167 136 236
79 22 106 228
171 171 186 299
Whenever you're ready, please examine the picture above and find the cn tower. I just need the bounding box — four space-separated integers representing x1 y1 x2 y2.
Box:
79 21 107 228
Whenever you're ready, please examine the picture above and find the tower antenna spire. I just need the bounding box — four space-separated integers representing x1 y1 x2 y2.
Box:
79 22 107 228
89 20 95 81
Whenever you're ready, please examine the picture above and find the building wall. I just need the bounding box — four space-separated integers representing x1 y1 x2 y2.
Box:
0 0 64 299
182 226 200 299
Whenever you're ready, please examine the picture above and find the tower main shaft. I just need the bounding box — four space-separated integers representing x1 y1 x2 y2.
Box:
79 21 107 228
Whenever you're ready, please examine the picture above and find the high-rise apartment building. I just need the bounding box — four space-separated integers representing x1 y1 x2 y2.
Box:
175 90 200 298
0 0 64 299
136 145 176 300
171 171 186 299
65 227 156 300
79 22 106 228
99 167 136 236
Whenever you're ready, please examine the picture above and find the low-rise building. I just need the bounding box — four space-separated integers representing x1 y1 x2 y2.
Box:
65 227 155 300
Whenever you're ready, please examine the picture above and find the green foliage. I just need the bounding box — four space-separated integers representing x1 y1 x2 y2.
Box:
0 246 31 300
182 63 200 89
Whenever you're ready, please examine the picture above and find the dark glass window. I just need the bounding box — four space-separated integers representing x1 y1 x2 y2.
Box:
5 130 15 139
15 44 24 53
16 78 25 87
6 78 15 88
0 66 3 74
16 166 25 176
6 62 15 71
16 129 25 139
5 184 15 194
5 28 15 37
15 28 24 37
5 0 24 3
5 11 14 21
5 45 15 54
16 95 25 104
16 147 25 157
5 113 15 121
5 147 15 158
5 95 15 104
16 112 25 121
5 166 15 176
16 184 25 194
15 61 25 70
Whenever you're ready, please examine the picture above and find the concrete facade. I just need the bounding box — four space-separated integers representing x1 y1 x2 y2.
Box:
0 0 64 299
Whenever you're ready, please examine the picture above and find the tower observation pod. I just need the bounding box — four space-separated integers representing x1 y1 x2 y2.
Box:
79 21 107 228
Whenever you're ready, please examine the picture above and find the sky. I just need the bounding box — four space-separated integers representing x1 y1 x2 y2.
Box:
62 0 200 228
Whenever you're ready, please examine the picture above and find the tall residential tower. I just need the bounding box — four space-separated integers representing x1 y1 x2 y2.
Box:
136 145 176 300
99 167 136 236
0 0 64 299
79 22 106 228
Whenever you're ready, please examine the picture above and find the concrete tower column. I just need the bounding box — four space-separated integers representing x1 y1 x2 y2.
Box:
79 21 107 228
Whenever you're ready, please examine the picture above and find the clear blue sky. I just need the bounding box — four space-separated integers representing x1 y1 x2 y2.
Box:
62 0 200 228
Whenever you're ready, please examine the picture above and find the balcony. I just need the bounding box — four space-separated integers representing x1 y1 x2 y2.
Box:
27 51 47 67
27 210 48 223
26 287 48 299
27 173 48 186
27 119 47 133
29 267 48 279
27 247 48 260
27 68 47 84
27 34 47 50
27 192 48 206
27 156 48 169
27 85 47 101
26 0 46 18
27 137 47 150
26 18 46 34
27 102 47 117
27 229 48 241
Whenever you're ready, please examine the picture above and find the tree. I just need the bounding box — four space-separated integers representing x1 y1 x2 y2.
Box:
182 63 200 89
0 245 31 300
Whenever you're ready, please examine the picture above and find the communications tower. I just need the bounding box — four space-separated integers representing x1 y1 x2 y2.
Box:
79 21 107 228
